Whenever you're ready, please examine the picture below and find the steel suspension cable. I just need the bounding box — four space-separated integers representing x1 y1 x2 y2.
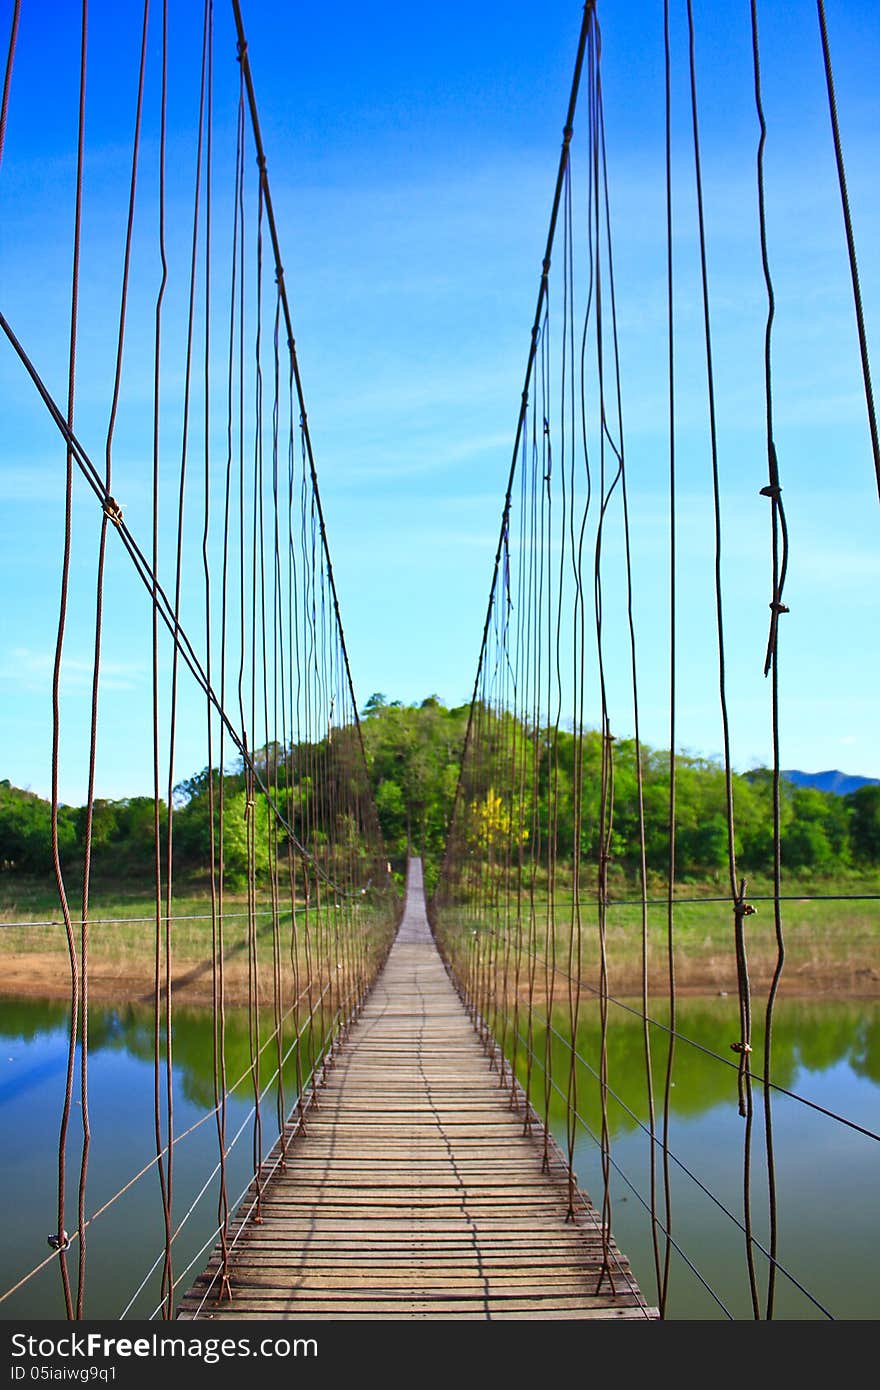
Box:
684 0 760 1319
0 0 20 170
750 0 789 1320
50 0 88 1322
815 0 879 498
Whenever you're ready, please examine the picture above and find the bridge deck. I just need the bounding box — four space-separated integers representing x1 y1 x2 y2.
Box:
179 860 657 1320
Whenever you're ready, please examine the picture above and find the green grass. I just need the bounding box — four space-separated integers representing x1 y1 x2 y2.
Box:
433 873 880 997
0 871 397 976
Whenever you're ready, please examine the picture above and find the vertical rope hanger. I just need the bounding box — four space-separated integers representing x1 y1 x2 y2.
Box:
200 0 233 1303
269 290 288 1166
684 0 760 1319
588 2 628 1291
285 361 307 1129
749 0 789 1322
657 0 678 1321
590 14 661 1298
246 168 265 1220
50 0 88 1324
150 0 171 1326
161 0 212 1315
54 0 152 1320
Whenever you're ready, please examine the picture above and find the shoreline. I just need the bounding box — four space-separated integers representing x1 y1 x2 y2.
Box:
1 949 877 1008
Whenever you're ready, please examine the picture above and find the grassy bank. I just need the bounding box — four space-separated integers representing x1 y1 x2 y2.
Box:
1 871 877 1005
0 872 399 1007
431 874 880 1001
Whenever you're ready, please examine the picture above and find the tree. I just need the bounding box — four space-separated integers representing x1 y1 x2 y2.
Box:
848 784 880 864
0 781 76 872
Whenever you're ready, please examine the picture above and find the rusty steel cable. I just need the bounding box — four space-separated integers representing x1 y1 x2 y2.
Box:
0 0 20 170
243 174 263 1221
50 0 88 1321
210 45 245 1307
592 25 661 1295
815 0 879 499
63 0 150 1320
656 0 679 1317
202 0 232 1302
70 0 91 1320
149 0 169 1327
270 292 287 1167
158 0 212 1316
0 906 324 931
750 0 788 1321
589 13 624 1288
684 0 759 1317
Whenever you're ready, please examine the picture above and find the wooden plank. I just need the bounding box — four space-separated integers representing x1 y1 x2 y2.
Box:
179 859 657 1322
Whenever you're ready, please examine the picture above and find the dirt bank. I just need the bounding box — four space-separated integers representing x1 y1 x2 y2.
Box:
2 945 878 1008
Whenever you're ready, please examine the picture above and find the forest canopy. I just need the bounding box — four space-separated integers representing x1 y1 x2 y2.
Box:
2 695 878 889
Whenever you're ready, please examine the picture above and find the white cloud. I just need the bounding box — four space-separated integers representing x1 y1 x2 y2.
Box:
0 647 146 694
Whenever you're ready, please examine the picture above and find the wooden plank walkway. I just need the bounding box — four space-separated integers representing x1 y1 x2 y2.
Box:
179 859 657 1320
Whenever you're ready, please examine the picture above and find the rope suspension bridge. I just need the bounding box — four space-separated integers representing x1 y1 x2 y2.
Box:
0 0 877 1324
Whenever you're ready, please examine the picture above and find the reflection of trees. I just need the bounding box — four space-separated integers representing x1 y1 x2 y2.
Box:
847 1012 880 1085
95 1002 318 1113
501 998 880 1141
793 1004 871 1076
3 995 878 1134
0 999 317 1115
0 997 70 1040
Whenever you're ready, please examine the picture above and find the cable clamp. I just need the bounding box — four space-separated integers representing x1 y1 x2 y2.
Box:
759 484 782 499
48 1231 70 1252
769 601 789 615
730 1041 752 1054
103 496 124 528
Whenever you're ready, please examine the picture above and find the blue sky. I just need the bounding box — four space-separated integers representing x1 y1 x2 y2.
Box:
1 0 878 805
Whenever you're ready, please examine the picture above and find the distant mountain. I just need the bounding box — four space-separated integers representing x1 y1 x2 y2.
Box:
782 769 880 797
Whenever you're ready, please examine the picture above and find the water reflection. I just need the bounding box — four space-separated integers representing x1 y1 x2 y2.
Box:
0 996 324 1321
0 993 877 1320
498 995 880 1319
499 995 880 1138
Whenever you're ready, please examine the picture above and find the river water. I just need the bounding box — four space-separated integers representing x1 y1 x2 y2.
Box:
0 994 877 1320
